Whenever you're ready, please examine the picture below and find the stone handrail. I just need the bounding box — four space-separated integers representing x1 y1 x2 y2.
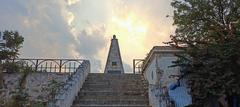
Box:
47 60 90 107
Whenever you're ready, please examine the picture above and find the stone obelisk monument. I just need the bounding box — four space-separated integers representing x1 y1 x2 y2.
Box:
104 35 124 74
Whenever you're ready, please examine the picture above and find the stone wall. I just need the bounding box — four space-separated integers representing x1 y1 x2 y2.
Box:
48 60 90 107
1 72 68 105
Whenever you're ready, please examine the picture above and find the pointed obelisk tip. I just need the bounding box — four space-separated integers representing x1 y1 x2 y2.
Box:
113 35 116 39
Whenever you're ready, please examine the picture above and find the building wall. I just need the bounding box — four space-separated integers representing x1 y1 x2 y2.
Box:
158 55 180 87
144 52 180 107
144 54 157 85
144 53 180 86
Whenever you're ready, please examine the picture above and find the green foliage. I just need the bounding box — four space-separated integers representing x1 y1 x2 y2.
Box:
169 0 240 106
9 88 29 107
0 30 24 88
7 68 31 107
42 79 65 101
0 30 24 60
19 69 31 89
2 64 33 107
29 101 46 107
2 61 21 72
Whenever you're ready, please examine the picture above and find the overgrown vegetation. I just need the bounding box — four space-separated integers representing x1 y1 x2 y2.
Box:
0 65 62 107
0 30 24 88
42 79 65 101
169 0 240 106
0 65 34 107
0 30 47 107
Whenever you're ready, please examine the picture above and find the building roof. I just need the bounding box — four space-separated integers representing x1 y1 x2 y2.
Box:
152 46 178 50
142 46 183 72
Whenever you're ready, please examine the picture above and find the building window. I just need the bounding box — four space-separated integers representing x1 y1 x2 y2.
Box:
112 62 117 67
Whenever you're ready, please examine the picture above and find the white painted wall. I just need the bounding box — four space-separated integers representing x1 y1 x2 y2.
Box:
158 56 180 87
144 53 180 86
144 53 182 107
144 55 157 85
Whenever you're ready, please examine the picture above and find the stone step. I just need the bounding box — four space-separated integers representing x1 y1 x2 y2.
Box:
71 73 150 107
85 78 143 82
84 82 144 85
82 84 145 90
81 87 146 92
84 80 146 84
72 105 151 107
84 80 144 83
77 94 148 100
87 75 142 78
78 91 146 96
86 73 142 78
87 73 143 76
86 74 143 80
73 99 149 105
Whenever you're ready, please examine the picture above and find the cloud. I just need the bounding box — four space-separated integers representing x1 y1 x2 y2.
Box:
123 62 132 73
0 1 76 58
75 24 107 72
0 0 175 73
104 0 174 72
67 0 81 6
0 0 108 72
67 12 75 26
77 25 106 57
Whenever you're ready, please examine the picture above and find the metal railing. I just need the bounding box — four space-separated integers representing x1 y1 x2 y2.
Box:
1 58 84 73
133 59 145 74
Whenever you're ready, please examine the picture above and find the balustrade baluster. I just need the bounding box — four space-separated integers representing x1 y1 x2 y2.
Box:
50 62 52 72
69 62 71 73
54 65 57 72
59 60 62 73
45 62 48 72
64 65 67 73
40 65 43 71
35 59 38 72
74 62 76 73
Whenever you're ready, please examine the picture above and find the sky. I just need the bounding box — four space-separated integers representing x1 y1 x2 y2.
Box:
0 0 175 73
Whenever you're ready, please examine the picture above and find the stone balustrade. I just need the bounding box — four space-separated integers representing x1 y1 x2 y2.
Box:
47 60 90 107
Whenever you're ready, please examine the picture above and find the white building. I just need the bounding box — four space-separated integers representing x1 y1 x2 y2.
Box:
142 46 192 107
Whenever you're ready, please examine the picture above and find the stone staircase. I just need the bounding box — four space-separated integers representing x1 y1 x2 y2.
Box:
71 73 151 107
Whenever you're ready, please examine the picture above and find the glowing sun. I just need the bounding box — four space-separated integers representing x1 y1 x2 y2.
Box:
105 12 149 65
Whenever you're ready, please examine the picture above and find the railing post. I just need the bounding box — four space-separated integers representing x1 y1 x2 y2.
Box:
59 60 62 73
133 59 135 74
35 59 38 72
133 59 145 74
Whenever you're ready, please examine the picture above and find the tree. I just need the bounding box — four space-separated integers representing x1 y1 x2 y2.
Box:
0 31 24 59
169 0 240 106
0 30 24 88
